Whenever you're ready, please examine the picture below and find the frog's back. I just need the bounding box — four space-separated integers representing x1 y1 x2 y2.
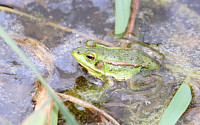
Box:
96 47 140 62
95 46 159 80
96 47 154 66
72 40 159 81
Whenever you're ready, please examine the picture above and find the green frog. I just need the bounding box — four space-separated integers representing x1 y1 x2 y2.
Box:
70 40 166 124
71 40 159 82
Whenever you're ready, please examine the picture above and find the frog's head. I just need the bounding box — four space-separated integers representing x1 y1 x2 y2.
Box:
71 40 105 77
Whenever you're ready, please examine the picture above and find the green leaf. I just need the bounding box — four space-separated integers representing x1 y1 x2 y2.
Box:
50 103 59 125
115 0 132 35
21 108 47 125
0 25 79 125
159 83 192 125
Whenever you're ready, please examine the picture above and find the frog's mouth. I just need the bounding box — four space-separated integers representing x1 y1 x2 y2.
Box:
79 61 104 77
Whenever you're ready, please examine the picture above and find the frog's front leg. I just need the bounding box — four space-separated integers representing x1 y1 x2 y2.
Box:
101 77 115 88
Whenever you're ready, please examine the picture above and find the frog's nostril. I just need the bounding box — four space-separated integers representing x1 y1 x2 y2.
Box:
77 51 80 54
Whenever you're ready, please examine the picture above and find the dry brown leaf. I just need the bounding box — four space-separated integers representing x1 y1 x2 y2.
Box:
12 35 54 75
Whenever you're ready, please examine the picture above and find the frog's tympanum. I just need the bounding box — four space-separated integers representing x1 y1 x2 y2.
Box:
71 40 159 81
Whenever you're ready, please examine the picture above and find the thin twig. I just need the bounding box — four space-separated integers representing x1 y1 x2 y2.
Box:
57 93 120 125
47 22 116 47
0 6 40 21
125 0 140 37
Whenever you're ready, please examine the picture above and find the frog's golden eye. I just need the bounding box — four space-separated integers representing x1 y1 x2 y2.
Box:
86 53 95 61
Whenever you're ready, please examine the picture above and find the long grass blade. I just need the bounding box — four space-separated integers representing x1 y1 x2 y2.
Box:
159 83 192 125
115 0 132 35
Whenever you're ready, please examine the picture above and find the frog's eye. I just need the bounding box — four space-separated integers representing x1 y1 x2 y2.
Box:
85 40 97 47
86 53 95 61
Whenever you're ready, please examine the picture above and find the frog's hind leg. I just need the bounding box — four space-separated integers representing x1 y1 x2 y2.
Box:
127 71 164 95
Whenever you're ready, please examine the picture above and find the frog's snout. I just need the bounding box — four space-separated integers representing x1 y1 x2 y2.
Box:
71 49 81 58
